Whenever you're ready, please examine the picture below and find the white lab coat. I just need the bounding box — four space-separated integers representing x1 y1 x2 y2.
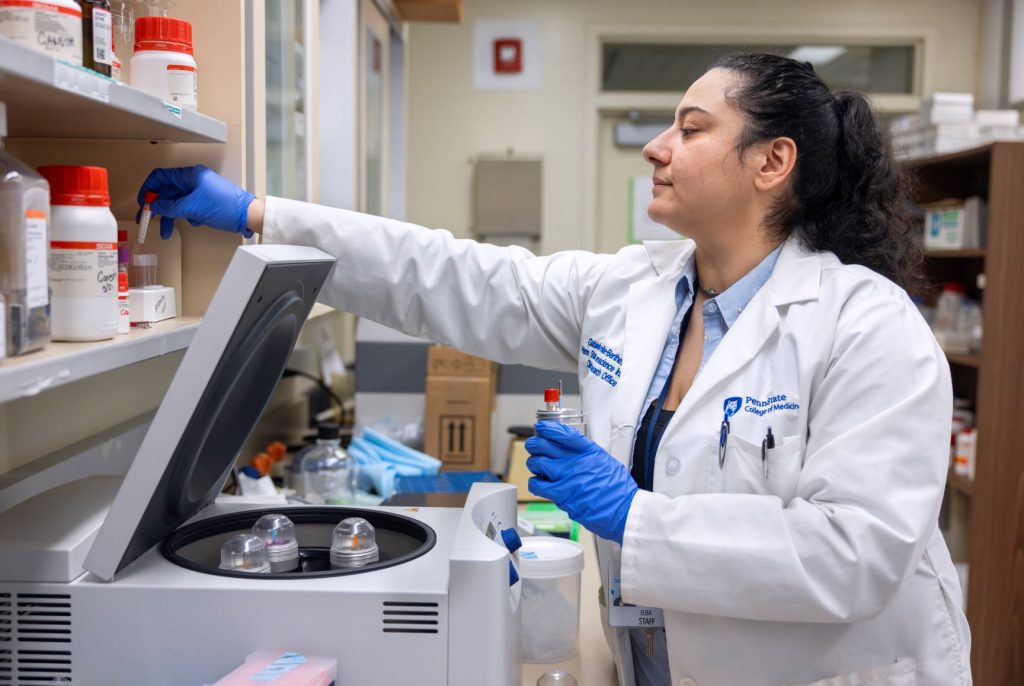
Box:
263 197 972 686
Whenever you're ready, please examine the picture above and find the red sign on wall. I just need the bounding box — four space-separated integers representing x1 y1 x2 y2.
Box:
493 38 522 74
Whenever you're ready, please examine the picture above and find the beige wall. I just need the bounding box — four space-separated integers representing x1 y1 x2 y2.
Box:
406 0 982 254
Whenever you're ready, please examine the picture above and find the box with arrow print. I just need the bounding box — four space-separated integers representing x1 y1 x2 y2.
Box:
424 346 497 471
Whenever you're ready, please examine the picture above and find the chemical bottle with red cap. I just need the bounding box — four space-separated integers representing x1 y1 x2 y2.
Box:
535 384 588 437
39 165 118 342
130 16 198 110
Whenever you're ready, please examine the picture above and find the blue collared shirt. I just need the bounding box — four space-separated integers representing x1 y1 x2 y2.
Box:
640 244 783 413
629 243 783 686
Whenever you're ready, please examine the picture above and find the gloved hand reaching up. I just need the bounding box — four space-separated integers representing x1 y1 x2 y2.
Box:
136 165 256 239
526 421 638 544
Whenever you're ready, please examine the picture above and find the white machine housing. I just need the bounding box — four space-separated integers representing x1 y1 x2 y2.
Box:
0 245 522 685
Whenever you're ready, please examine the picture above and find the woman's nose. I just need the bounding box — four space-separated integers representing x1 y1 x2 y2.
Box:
642 130 671 166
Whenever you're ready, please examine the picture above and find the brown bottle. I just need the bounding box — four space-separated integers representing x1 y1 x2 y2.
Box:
81 0 114 77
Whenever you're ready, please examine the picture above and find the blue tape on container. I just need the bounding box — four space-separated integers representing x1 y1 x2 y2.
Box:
248 652 308 683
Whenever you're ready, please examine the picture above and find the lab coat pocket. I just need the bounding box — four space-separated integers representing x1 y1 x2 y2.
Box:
785 658 917 686
718 434 803 503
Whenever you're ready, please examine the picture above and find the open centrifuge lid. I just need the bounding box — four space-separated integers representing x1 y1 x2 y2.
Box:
84 245 336 581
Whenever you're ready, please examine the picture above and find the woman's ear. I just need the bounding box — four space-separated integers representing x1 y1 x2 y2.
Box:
753 137 797 192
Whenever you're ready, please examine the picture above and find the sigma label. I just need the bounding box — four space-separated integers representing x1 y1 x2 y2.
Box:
166 64 197 108
49 240 118 298
0 1 83 63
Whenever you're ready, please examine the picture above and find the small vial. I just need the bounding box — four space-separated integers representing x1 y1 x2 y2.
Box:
116 230 129 334
330 517 379 569
218 533 271 574
137 190 158 245
251 514 300 573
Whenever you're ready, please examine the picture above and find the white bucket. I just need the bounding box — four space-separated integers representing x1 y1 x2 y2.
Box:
519 536 584 663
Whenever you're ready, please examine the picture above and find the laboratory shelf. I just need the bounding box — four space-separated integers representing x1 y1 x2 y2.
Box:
945 352 981 369
924 249 987 259
0 37 227 143
947 470 974 498
0 317 200 404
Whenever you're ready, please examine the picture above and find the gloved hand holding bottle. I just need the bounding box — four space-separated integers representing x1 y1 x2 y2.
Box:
526 421 638 544
136 165 257 239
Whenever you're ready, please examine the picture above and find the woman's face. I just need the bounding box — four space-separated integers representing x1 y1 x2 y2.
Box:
642 68 764 240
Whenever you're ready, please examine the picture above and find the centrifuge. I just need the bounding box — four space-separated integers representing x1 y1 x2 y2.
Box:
0 245 522 685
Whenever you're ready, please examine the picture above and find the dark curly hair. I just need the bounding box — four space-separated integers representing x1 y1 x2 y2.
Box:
708 53 924 295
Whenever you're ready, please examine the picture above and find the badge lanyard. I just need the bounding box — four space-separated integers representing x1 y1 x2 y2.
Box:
640 302 694 489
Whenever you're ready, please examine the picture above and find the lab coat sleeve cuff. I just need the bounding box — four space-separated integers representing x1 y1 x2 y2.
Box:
261 196 292 245
620 488 674 605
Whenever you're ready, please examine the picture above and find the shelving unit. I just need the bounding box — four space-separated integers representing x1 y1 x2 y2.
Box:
944 352 981 369
924 249 986 259
908 141 1024 685
0 318 200 404
0 37 227 142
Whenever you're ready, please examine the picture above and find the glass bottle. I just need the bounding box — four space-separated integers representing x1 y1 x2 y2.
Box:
298 423 358 505
81 0 114 77
0 101 51 356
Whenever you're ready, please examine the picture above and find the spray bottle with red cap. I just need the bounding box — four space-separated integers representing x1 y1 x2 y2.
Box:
535 382 587 437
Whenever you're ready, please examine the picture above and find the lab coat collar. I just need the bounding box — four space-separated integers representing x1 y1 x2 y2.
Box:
643 235 822 308
633 236 823 428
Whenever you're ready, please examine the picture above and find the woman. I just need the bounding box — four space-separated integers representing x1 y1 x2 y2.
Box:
140 54 970 686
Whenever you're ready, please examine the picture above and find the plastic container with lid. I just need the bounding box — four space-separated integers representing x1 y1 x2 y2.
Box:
0 0 83 63
934 282 966 332
39 165 118 342
519 536 585 663
0 102 51 356
129 16 197 110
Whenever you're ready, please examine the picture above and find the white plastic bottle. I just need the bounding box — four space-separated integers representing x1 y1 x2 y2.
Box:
0 0 83 63
39 166 118 342
0 101 51 356
129 16 198 110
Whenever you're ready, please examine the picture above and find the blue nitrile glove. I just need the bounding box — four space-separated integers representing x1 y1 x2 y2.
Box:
525 421 638 544
136 165 256 239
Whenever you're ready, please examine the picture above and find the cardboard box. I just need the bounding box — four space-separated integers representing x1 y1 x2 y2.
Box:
424 346 497 471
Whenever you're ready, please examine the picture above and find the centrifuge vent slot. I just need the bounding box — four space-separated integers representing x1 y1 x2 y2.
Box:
381 601 439 634
13 595 71 647
0 594 10 644
0 648 11 686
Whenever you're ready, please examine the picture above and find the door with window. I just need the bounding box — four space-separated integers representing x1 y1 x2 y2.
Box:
360 0 389 215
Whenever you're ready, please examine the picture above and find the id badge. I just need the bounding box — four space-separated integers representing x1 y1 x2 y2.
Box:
607 561 664 628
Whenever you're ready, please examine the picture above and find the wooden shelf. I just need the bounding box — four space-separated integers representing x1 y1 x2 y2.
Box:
945 352 981 368
0 318 200 403
0 37 227 142
925 249 986 259
947 470 975 498
915 141 1024 683
903 143 994 168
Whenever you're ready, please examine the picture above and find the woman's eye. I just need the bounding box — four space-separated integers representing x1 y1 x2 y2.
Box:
680 128 698 138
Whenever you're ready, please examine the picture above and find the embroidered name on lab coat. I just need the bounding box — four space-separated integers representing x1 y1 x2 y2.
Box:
581 338 622 387
743 394 800 416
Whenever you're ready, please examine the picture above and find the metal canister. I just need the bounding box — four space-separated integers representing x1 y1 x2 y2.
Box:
535 387 587 437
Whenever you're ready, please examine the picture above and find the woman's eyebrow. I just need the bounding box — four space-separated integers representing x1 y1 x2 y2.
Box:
677 105 711 121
